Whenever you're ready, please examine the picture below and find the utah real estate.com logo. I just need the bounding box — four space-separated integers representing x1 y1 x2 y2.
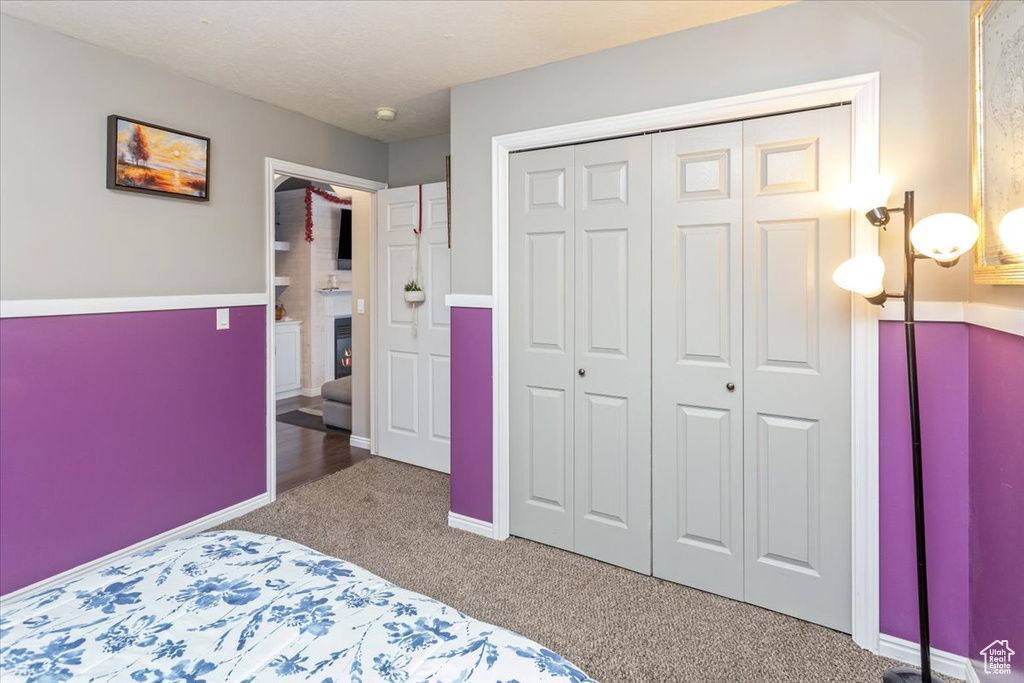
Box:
980 640 1015 676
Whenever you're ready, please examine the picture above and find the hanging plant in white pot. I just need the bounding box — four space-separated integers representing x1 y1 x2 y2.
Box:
404 280 425 303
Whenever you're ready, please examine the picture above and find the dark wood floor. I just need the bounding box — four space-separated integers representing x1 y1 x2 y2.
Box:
276 396 370 496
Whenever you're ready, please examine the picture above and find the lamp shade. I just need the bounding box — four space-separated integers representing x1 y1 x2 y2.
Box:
832 254 886 297
846 175 893 212
910 213 980 263
998 208 1024 255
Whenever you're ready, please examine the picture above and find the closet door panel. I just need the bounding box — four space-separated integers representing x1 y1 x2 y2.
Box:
573 136 652 574
651 123 745 599
509 146 576 551
742 106 852 633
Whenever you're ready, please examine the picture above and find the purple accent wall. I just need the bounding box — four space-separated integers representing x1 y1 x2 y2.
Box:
449 307 492 522
0 307 266 595
879 321 969 656
968 326 1024 683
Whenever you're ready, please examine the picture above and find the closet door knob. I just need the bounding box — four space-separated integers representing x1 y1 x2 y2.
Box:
726 382 736 391
578 368 586 377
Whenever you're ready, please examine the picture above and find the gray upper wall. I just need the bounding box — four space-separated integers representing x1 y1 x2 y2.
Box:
449 0 1005 303
387 133 450 188
0 15 387 300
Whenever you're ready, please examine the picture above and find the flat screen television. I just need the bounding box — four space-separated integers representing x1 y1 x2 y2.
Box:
337 207 352 270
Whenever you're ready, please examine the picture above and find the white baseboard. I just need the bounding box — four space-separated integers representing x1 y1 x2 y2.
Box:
877 633 970 681
350 435 371 451
299 387 322 398
448 511 495 538
0 492 271 604
966 659 982 683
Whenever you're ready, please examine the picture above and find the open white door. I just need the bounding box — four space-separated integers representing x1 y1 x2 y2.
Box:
375 183 451 472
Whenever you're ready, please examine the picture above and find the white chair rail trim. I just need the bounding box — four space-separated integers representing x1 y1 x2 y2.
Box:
879 301 1024 337
0 293 268 319
445 294 494 309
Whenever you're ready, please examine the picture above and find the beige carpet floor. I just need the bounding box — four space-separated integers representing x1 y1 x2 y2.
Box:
220 456 937 683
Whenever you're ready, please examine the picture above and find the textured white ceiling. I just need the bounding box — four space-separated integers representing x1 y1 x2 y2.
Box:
0 0 794 142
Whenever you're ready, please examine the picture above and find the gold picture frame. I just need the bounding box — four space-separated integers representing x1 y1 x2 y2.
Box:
971 0 1024 284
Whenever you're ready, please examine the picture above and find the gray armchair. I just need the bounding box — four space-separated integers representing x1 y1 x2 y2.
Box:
321 376 352 431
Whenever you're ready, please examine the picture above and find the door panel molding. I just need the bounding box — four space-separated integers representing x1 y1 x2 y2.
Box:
755 218 821 373
755 137 820 195
674 404 733 552
755 413 821 575
675 223 732 365
583 228 629 357
580 392 630 528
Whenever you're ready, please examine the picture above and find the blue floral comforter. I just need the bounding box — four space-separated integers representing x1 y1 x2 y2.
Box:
0 531 593 683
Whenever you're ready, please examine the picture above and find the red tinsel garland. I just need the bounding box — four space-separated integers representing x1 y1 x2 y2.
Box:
304 186 352 243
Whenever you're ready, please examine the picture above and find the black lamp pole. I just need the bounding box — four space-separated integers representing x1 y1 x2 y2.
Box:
879 191 945 683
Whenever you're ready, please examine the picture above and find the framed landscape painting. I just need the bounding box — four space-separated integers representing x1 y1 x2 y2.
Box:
971 0 1023 283
106 115 210 201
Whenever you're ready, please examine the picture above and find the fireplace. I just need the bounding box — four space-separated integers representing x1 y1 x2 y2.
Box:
334 316 352 379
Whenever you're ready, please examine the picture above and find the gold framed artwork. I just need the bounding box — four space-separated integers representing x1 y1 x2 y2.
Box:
970 0 1023 284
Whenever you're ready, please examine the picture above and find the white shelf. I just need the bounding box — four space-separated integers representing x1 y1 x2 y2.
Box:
274 276 290 287
274 241 290 252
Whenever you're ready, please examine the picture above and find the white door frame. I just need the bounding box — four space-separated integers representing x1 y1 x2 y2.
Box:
490 73 881 651
263 158 387 502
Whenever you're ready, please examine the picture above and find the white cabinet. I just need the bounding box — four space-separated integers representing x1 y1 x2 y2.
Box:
275 321 302 398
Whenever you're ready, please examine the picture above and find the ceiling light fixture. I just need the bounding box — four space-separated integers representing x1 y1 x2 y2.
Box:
376 107 397 122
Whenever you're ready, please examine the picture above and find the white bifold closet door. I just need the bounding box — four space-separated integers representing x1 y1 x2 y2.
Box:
375 182 451 473
651 121 745 599
510 105 852 632
651 106 852 631
509 146 576 551
509 137 652 574
740 108 852 631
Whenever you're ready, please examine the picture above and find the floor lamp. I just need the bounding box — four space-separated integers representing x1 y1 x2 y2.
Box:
833 179 980 683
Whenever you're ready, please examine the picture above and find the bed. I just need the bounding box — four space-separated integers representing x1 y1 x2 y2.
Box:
0 531 593 682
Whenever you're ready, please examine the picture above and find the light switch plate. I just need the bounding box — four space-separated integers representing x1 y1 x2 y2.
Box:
357 299 365 314
216 308 230 330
